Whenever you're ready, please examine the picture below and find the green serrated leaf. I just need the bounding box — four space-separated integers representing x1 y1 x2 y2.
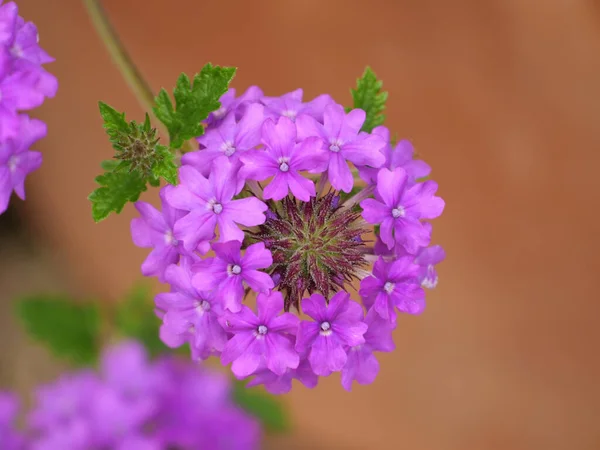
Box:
350 66 388 133
89 164 147 222
153 63 236 149
16 295 100 366
115 283 166 357
151 145 178 185
233 381 289 433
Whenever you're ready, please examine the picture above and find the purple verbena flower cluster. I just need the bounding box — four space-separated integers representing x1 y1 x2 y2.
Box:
0 0 56 215
0 341 261 449
132 86 445 392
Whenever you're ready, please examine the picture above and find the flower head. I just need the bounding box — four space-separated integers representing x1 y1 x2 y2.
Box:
134 84 444 392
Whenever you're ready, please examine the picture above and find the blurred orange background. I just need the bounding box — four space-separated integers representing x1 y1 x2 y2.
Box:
1 0 600 449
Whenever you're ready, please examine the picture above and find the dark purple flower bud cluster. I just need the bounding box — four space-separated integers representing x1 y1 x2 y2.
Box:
0 341 261 449
131 86 445 392
0 1 56 214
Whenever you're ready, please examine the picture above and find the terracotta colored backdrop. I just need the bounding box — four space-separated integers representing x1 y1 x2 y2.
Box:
6 0 600 449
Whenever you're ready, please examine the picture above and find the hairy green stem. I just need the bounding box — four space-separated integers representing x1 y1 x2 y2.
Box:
82 0 194 153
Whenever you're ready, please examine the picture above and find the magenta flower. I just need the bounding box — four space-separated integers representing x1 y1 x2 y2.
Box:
415 244 445 289
261 88 333 123
239 117 327 201
359 256 425 321
0 68 57 139
341 308 396 391
207 85 263 126
131 187 202 282
131 81 446 393
220 291 300 377
296 103 386 192
296 292 368 376
156 263 227 359
361 167 445 253
358 125 431 185
184 103 265 177
246 358 318 395
0 115 43 214
166 157 268 250
193 240 274 312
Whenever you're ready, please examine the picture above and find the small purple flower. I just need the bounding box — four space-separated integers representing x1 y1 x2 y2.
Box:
0 68 57 139
358 125 431 185
246 358 318 395
193 240 274 312
166 157 268 250
295 292 368 376
296 103 386 192
183 103 265 177
8 16 54 69
361 167 445 253
359 256 425 321
220 291 300 377
261 88 333 123
415 244 445 289
239 117 327 201
131 187 203 282
341 308 396 391
0 114 43 214
156 263 227 359
206 85 263 127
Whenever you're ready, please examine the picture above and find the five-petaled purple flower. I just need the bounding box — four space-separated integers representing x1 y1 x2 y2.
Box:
239 117 327 201
193 240 274 312
156 263 227 359
296 103 386 192
131 187 202 282
206 85 264 126
296 292 368 376
361 167 445 253
184 103 265 178
359 256 425 322
166 157 267 250
220 291 300 377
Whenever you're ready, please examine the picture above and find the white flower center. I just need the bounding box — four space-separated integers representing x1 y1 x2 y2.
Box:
222 141 236 157
320 321 332 336
329 144 340 152
257 325 268 335
208 199 223 214
7 156 17 172
282 110 297 121
11 45 22 58
196 300 211 314
278 157 290 172
229 264 242 275
392 206 405 218
383 281 395 294
164 230 178 246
